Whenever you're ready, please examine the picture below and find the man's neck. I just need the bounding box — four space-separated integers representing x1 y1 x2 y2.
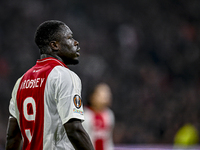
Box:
40 54 63 63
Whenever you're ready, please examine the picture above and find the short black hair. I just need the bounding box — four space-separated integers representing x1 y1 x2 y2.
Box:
34 20 66 54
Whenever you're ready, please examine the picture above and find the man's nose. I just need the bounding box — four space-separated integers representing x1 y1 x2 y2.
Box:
74 40 79 46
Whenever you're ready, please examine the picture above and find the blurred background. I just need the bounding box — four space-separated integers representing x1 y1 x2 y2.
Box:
1 0 200 149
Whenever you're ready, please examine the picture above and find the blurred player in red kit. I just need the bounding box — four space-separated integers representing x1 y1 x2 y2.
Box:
83 83 115 150
5 20 94 150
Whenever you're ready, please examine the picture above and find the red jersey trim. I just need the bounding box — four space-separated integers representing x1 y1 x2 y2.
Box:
36 57 68 68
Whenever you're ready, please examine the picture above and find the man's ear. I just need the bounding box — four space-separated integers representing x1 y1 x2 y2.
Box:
49 41 59 51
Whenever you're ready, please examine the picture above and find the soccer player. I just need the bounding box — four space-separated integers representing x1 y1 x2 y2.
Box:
83 83 115 150
5 20 94 150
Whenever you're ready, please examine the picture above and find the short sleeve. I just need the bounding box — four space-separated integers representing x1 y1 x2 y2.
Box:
50 66 84 124
9 77 22 119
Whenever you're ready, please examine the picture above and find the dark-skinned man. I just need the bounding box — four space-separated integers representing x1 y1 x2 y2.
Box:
5 20 94 150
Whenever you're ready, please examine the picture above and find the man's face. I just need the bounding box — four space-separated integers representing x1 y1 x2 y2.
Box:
57 25 80 65
91 84 112 110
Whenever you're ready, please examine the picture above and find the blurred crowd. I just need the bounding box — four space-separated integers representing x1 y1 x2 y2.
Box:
1 0 200 148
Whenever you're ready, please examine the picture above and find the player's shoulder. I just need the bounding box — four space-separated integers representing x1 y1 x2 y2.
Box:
49 66 81 83
84 107 95 115
83 107 94 120
13 76 23 88
84 106 91 112
53 66 77 76
104 108 115 119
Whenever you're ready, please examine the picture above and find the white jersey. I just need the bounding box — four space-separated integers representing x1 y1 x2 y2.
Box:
83 107 114 150
9 57 84 150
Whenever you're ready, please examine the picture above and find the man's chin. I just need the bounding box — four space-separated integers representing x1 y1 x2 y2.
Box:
71 60 79 65
64 59 79 65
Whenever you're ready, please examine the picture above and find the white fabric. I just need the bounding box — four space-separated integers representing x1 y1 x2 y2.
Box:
9 64 84 150
83 107 115 150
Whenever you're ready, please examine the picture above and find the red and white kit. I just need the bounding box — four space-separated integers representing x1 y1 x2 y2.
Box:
9 57 84 150
83 107 115 150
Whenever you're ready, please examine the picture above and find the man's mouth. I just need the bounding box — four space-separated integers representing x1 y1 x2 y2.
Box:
76 52 80 57
76 47 80 56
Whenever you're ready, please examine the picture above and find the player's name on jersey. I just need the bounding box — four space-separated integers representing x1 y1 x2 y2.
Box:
20 78 45 90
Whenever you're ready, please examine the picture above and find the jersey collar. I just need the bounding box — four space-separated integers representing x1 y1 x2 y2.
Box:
36 57 68 68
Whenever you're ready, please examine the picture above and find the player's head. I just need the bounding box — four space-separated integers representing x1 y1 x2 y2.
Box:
89 83 112 111
35 20 80 65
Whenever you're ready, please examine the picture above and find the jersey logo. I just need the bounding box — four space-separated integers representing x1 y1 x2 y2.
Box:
73 95 82 109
